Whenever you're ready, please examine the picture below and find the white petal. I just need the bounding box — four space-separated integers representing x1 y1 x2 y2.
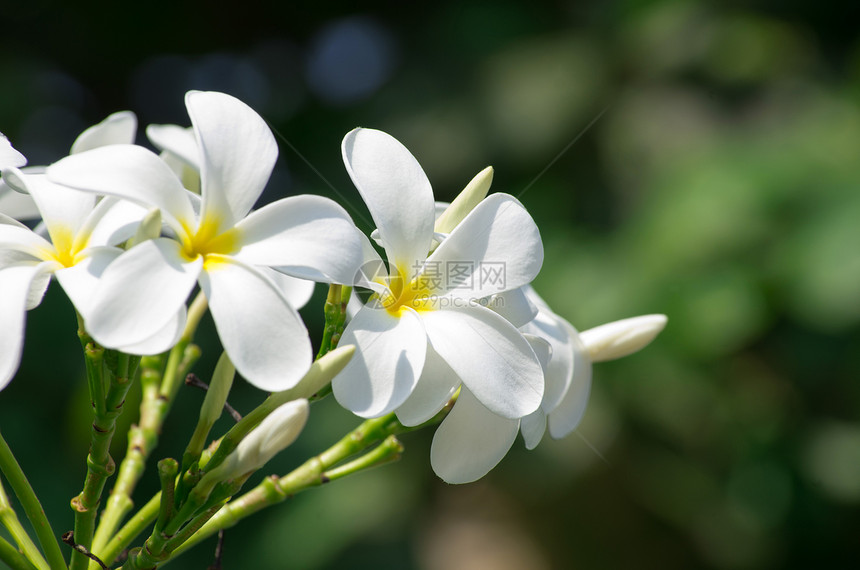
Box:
421 305 543 419
0 134 26 168
54 247 121 316
488 287 539 327
200 256 312 392
425 193 543 299
520 409 547 450
71 111 137 154
85 238 202 347
259 268 315 310
187 91 277 229
0 222 54 260
580 314 668 362
146 124 200 170
332 305 426 418
547 332 593 439
395 341 460 427
0 262 54 391
47 145 196 235
0 183 39 220
430 388 520 484
115 306 187 356
342 128 435 274
4 169 95 244
234 195 363 284
83 197 149 247
522 307 576 413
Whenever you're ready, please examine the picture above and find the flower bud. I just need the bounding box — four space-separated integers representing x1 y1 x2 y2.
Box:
198 351 235 429
206 399 309 482
434 166 493 234
579 314 667 362
127 208 162 247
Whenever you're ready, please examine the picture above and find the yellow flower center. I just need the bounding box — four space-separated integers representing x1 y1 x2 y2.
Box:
181 217 241 267
44 226 84 268
381 266 437 316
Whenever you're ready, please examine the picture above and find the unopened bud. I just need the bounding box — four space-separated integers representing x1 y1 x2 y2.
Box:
579 314 667 362
198 352 235 428
206 399 309 482
127 208 162 247
434 166 493 234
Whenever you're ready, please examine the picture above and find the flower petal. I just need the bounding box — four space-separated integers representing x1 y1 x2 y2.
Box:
0 222 54 260
547 331 592 439
83 197 149 248
430 387 520 484
234 195 363 284
115 306 186 355
71 111 137 154
54 247 121 316
520 409 547 450
186 91 277 229
0 183 39 220
342 128 435 274
146 124 200 171
425 193 543 299
395 341 460 427
200 256 312 392
85 238 202 347
259 268 315 310
4 169 95 245
522 306 576 413
0 261 54 390
487 286 539 327
47 145 196 235
0 134 26 168
332 305 427 418
421 305 543 419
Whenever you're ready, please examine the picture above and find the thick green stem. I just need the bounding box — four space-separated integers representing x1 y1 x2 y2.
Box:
0 430 66 570
0 534 39 570
315 285 350 360
0 478 49 570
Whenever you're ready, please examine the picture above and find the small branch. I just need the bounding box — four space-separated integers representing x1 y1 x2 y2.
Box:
61 533 107 570
206 531 224 570
184 374 242 422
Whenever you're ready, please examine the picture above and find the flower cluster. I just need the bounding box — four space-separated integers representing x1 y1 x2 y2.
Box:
0 90 666 486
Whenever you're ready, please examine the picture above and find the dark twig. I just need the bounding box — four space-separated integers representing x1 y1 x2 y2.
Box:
185 374 243 422
62 531 109 570
207 530 225 570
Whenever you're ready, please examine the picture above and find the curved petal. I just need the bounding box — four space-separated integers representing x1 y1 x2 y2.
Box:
332 305 426 418
1 134 26 168
234 195 363 284
85 238 202 347
146 124 200 171
259 268 315 310
4 169 95 245
395 340 460 427
54 247 122 316
547 331 593 439
200 256 312 392
186 91 277 229
425 193 543 299
522 308 576 413
0 184 39 220
71 111 137 154
421 304 543 419
520 409 547 450
0 261 54 390
342 128 435 274
83 198 149 247
47 145 196 235
0 223 54 260
430 387 520 484
115 305 186 355
488 286 539 327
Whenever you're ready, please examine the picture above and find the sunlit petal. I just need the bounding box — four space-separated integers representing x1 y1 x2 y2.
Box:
71 111 137 154
547 331 592 439
395 341 460 427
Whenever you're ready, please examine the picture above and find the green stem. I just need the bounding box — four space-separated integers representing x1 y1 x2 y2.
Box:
96 493 160 569
0 430 66 570
0 478 49 570
315 285 350 360
0 534 39 570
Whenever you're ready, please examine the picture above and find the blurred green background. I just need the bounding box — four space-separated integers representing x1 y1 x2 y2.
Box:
3 0 860 568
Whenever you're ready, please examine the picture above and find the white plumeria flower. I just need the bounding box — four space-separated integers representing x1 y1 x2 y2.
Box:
0 168 161 391
431 286 666 483
332 128 545 428
47 91 364 392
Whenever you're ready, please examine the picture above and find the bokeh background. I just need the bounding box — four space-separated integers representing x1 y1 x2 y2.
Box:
3 0 860 568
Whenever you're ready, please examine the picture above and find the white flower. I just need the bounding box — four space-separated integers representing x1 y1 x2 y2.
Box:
331 128 545 431
430 287 666 483
47 91 364 392
0 168 156 391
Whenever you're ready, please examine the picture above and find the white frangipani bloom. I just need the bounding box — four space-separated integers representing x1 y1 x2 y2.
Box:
47 91 364 392
430 286 666 483
0 168 160 391
332 127 545 430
